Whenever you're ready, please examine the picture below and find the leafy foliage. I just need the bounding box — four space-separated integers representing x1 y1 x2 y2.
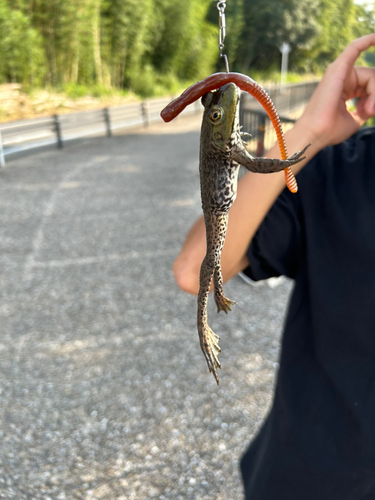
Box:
235 0 320 71
0 0 374 94
0 0 45 86
235 0 375 74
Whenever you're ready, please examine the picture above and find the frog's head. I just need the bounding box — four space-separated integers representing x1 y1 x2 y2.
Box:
201 82 240 152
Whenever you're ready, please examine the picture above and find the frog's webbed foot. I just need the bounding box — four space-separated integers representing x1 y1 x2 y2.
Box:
231 143 311 174
199 323 221 384
285 143 311 162
215 294 236 314
213 260 235 314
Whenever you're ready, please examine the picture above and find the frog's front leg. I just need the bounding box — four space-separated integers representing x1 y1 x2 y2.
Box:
231 143 311 173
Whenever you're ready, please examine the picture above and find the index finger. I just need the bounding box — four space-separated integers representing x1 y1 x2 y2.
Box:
334 34 375 70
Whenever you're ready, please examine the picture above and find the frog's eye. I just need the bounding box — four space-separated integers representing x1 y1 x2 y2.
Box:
209 107 224 123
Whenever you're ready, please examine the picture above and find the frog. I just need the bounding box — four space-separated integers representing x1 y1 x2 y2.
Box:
198 82 309 384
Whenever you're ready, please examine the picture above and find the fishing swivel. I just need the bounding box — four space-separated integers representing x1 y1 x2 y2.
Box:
216 0 229 73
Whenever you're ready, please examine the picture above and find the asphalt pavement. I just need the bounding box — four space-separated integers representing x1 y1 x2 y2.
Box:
0 114 293 500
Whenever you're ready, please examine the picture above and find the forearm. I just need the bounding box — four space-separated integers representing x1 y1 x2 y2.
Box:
173 120 320 295
220 121 322 277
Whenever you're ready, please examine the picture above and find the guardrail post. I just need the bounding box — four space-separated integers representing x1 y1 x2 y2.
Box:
0 129 5 167
103 107 112 137
53 114 63 149
141 102 149 127
240 100 245 127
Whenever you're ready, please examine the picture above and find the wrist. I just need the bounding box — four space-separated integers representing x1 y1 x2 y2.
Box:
280 118 328 176
293 115 330 152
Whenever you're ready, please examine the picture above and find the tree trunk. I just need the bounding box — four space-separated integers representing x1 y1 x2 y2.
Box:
93 2 103 85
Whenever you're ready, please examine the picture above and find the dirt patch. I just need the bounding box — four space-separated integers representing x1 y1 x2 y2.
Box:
0 83 140 123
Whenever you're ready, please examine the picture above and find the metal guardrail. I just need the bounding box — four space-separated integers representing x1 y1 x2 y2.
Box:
260 81 318 114
0 81 319 166
0 97 202 166
240 110 296 159
241 81 319 156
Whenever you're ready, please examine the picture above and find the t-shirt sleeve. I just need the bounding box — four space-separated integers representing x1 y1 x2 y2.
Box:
243 187 304 281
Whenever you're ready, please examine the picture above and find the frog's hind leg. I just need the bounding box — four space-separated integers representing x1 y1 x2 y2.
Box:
197 212 222 384
212 212 236 314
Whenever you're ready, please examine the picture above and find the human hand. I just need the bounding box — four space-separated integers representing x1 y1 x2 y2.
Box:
297 34 375 150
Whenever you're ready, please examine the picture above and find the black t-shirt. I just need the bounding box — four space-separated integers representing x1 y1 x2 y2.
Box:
241 127 375 500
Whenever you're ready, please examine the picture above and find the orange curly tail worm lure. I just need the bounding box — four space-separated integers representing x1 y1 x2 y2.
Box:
160 72 298 193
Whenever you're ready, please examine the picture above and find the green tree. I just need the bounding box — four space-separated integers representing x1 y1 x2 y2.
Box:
237 0 319 72
301 0 357 72
0 0 45 86
17 0 99 86
151 0 217 80
353 2 375 67
101 0 130 88
101 0 155 92
206 0 245 72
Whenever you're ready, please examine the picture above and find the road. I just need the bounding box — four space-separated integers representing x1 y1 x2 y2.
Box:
0 115 293 500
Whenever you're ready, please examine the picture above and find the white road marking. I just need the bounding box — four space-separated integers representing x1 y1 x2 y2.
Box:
30 248 179 269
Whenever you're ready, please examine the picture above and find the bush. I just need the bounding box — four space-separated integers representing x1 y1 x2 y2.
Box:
64 83 89 99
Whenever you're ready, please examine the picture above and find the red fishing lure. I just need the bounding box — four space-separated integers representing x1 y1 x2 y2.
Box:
161 72 298 192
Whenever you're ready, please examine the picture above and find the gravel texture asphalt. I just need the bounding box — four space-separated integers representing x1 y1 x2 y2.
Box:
0 114 293 500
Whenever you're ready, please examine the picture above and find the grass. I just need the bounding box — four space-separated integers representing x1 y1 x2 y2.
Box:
26 68 322 103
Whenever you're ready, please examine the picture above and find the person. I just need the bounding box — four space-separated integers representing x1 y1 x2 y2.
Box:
173 34 375 499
